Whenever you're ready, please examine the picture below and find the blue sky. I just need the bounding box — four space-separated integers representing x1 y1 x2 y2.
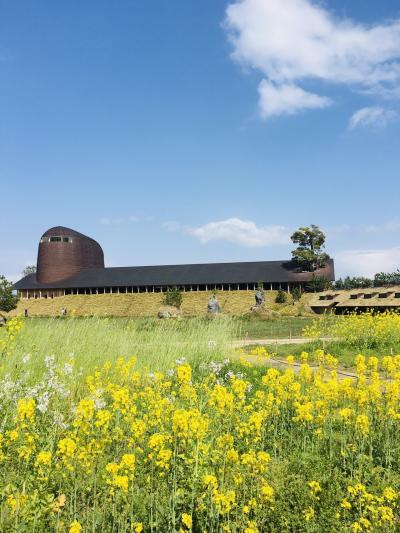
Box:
1 0 400 281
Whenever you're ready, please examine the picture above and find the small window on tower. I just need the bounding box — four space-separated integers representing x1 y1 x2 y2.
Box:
50 236 62 242
63 237 70 243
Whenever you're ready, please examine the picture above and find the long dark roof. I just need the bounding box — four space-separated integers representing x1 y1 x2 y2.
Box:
13 259 335 290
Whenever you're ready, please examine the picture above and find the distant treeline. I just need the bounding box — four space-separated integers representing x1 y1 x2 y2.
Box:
334 270 400 290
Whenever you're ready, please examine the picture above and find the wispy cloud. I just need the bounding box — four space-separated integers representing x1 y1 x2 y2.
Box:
349 106 398 130
188 218 290 247
336 247 400 278
258 80 331 119
225 0 400 119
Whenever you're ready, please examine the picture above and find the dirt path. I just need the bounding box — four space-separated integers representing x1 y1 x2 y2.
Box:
233 337 334 348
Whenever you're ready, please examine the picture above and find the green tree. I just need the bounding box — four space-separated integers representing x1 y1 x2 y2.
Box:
374 270 400 287
291 286 302 303
275 289 287 304
335 276 373 290
306 274 332 293
333 271 400 290
163 286 183 309
291 225 330 271
22 265 36 276
0 275 19 313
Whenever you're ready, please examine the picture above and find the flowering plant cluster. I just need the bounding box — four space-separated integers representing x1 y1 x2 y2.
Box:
304 311 400 349
0 343 399 532
0 316 24 358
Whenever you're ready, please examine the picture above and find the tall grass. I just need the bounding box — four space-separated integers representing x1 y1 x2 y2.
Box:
3 316 238 379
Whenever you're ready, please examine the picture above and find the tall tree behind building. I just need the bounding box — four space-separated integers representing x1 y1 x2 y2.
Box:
291 225 330 272
22 265 36 277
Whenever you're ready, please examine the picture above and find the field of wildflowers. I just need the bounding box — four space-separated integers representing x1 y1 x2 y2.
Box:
0 317 399 531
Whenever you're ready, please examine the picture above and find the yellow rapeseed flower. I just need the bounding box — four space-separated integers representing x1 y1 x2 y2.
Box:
17 398 36 422
36 450 52 466
181 513 192 529
303 507 315 521
69 521 82 533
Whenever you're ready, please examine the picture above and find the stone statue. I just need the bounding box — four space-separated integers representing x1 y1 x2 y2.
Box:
255 288 265 307
208 295 220 314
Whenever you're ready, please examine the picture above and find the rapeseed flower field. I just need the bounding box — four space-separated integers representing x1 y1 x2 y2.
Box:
304 310 400 350
0 317 399 531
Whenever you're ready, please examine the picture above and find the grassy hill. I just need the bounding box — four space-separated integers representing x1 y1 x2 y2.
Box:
11 290 314 318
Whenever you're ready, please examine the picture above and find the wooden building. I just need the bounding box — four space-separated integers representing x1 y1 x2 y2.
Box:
14 226 335 299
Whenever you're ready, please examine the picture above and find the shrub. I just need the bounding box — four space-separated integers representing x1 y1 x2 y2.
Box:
291 287 301 303
275 289 287 304
163 286 183 308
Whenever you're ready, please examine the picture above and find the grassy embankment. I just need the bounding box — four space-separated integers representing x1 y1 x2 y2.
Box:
11 290 314 318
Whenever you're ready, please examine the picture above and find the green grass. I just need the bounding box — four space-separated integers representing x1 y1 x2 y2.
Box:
235 316 315 339
2 316 238 380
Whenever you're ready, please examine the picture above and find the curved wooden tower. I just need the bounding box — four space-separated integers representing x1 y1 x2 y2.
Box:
36 226 104 284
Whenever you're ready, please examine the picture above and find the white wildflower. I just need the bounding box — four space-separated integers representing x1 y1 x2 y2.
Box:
62 363 73 375
44 355 55 368
94 398 106 409
22 353 31 364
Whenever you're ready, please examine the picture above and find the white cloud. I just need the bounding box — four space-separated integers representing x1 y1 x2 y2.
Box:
225 0 400 119
258 80 331 118
189 218 289 247
349 106 398 129
336 247 400 278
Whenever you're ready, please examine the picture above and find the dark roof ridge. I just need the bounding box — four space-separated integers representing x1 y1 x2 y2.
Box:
102 258 333 270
